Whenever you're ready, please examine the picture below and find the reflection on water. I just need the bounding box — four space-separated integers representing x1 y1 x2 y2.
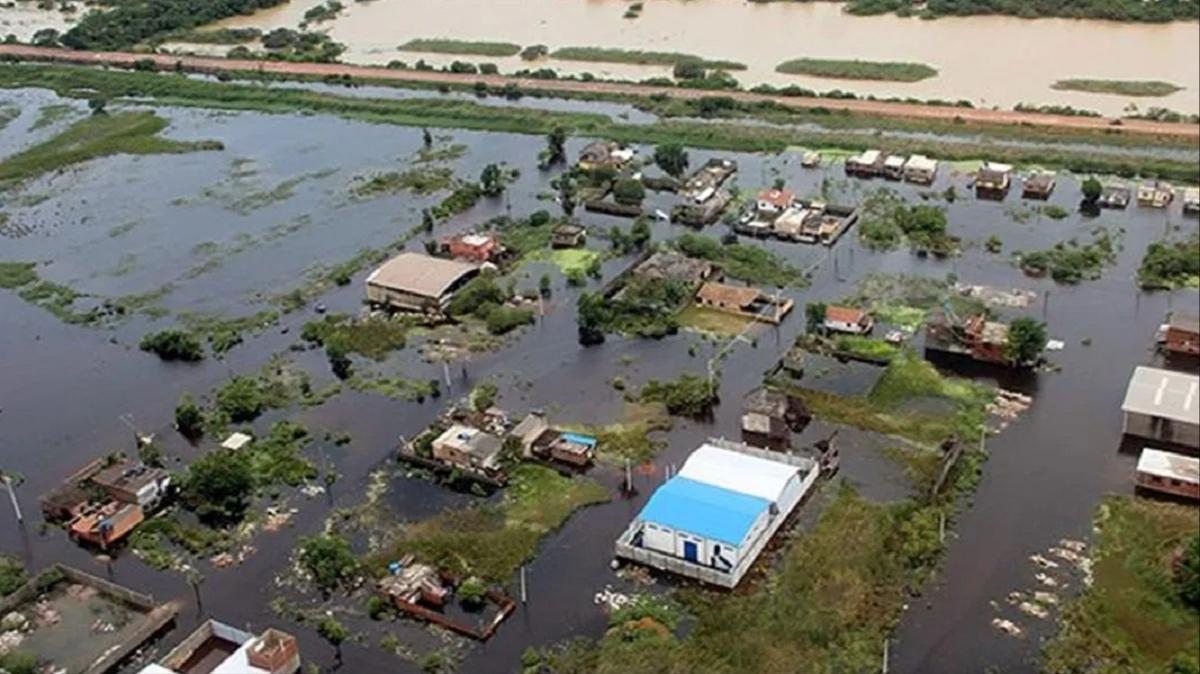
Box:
217 0 1200 115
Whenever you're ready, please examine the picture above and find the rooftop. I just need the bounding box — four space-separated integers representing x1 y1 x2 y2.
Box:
1137 448 1199 485
221 432 253 451
742 387 788 418
696 282 761 308
366 252 479 299
634 251 712 285
1121 366 1199 425
91 460 168 493
435 424 505 462
757 188 794 209
825 305 867 324
906 154 937 171
677 443 802 505
639 476 770 546
1168 312 1200 334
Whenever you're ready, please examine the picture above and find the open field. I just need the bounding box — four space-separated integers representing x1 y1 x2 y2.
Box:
776 58 939 82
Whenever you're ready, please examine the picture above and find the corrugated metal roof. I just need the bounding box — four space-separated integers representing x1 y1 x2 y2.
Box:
677 443 800 505
366 252 478 299
1121 366 1199 425
1137 448 1199 484
638 476 769 545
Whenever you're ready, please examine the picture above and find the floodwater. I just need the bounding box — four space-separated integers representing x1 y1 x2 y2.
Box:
1 84 1198 673
215 0 1200 115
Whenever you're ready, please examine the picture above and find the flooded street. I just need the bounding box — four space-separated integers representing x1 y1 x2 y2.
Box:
0 83 1198 673
216 0 1200 115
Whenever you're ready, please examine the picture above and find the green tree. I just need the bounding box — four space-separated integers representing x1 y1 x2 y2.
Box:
215 376 263 422
480 163 505 197
317 616 348 663
139 330 204 361
672 59 706 80
1004 317 1048 365
577 292 608 345
298 533 359 594
458 576 488 609
805 302 827 334
422 127 433 148
653 143 689 178
184 449 254 524
174 393 205 438
544 126 567 166
630 217 651 250
613 178 646 206
538 273 552 297
422 208 435 233
1081 176 1103 203
470 381 499 412
1177 534 1200 609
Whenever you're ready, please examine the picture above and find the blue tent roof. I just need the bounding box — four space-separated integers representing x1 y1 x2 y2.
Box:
560 432 597 448
637 476 770 546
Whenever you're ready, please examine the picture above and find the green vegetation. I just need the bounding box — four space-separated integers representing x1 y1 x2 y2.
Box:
781 350 992 447
139 329 205 362
0 555 27 597
676 305 754 335
163 27 263 44
379 464 608 582
0 262 37 289
653 143 690 178
833 334 903 363
351 166 453 198
776 58 938 82
0 111 220 189
130 516 232 569
29 103 77 131
640 373 719 416
298 533 359 594
844 0 1199 23
444 273 534 335
1044 496 1200 674
1053 79 1184 97
550 47 745 71
430 182 482 219
174 394 204 438
582 277 692 339
671 233 804 287
1018 229 1118 283
60 0 287 49
1138 236 1200 290
1005 317 1048 365
347 373 440 402
398 39 521 57
857 190 958 255
4 65 1196 183
527 248 603 276
301 313 411 360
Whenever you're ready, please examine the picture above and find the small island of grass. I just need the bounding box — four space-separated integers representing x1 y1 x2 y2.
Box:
550 46 746 70
775 58 938 82
397 38 522 58
1052 79 1184 97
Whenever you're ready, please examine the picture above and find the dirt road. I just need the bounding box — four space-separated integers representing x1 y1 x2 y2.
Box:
2 44 1197 139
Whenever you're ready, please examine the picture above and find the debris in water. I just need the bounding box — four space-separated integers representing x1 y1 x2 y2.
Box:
593 585 630 612
1033 591 1059 606
1018 601 1049 619
1034 572 1060 588
1029 554 1059 569
991 618 1024 638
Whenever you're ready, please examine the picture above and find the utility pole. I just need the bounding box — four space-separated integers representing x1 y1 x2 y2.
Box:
2 474 22 523
882 639 890 673
520 565 527 604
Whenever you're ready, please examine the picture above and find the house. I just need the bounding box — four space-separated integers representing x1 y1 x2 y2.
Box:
140 621 300 674
740 387 809 450
882 154 907 180
551 224 586 248
823 305 873 335
755 188 794 218
801 151 821 168
772 206 815 241
431 424 505 471
975 162 1013 199
903 155 938 185
443 232 503 263
68 500 143 549
578 140 633 171
91 460 171 510
1022 171 1057 200
925 310 1013 365
39 457 108 521
1137 181 1174 208
1161 312 1200 357
845 149 883 177
1183 187 1200 215
632 251 715 286
510 412 551 455
366 252 480 313
379 561 449 609
681 159 737 202
695 281 793 324
1098 185 1131 209
1135 448 1199 501
615 440 819 588
1121 366 1199 449
536 431 598 467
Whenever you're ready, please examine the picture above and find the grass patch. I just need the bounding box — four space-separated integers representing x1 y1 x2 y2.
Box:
29 103 77 131
833 334 903 363
347 372 441 402
301 313 413 360
0 261 38 289
1043 496 1200 674
0 555 27 597
640 373 719 417
377 464 608 582
1137 235 1200 290
525 247 601 275
351 166 453 198
1052 79 1183 98
776 58 938 82
397 38 521 57
1017 228 1118 284
0 111 221 189
671 233 805 287
677 304 755 335
550 47 745 70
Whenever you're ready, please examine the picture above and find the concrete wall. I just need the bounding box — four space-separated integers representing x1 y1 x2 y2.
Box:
1125 412 1200 449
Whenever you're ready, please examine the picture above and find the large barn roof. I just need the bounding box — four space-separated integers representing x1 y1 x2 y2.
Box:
677 443 801 505
366 252 478 299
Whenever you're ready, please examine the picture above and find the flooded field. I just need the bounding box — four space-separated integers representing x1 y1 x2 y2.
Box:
212 0 1200 115
0 83 1197 673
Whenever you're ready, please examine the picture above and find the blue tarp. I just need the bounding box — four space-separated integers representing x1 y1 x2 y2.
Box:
637 476 769 546
560 432 597 447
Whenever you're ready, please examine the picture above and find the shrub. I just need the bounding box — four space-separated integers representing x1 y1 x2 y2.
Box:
184 449 254 524
641 374 718 416
458 576 487 608
612 178 646 206
1178 534 1200 609
174 394 204 438
299 533 359 593
215 376 264 422
139 329 204 361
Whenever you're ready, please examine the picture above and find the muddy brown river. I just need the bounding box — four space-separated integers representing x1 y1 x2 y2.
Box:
211 0 1200 115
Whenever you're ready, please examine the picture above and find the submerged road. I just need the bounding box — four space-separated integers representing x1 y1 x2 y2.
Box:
2 44 1198 140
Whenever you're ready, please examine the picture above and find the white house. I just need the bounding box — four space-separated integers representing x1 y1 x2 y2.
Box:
1121 366 1199 449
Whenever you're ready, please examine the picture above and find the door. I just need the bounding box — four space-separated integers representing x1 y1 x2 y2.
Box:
683 540 698 563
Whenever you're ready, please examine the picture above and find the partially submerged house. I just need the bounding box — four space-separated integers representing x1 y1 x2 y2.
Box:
1022 171 1057 200
695 281 793 325
673 160 737 226
431 424 505 472
551 223 586 248
366 252 480 313
377 556 515 639
975 162 1013 199
1159 312 1200 357
903 155 938 185
91 461 171 510
1183 187 1200 215
510 412 598 468
1137 181 1174 208
755 188 795 219
442 232 504 263
1121 366 1199 449
845 149 884 178
140 621 300 674
615 440 819 588
578 140 634 171
631 251 716 287
822 305 873 335
882 154 907 180
740 387 809 450
1098 185 1131 209
41 456 169 550
925 310 1013 366
1135 448 1199 501
69 499 144 549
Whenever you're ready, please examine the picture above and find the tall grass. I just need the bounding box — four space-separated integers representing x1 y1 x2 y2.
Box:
776 58 938 82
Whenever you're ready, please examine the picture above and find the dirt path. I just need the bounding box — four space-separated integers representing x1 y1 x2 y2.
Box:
3 45 1198 140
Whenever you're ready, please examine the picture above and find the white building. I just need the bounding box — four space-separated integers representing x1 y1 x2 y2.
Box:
1121 366 1199 449
1135 448 1199 501
903 155 938 184
139 620 300 674
615 440 818 588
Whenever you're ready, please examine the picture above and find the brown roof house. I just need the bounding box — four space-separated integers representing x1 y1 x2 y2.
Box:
740 387 809 450
578 140 634 171
91 460 171 510
755 188 795 218
366 252 480 313
551 223 587 248
822 305 873 335
632 251 716 286
1022 171 1057 200
695 282 793 325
